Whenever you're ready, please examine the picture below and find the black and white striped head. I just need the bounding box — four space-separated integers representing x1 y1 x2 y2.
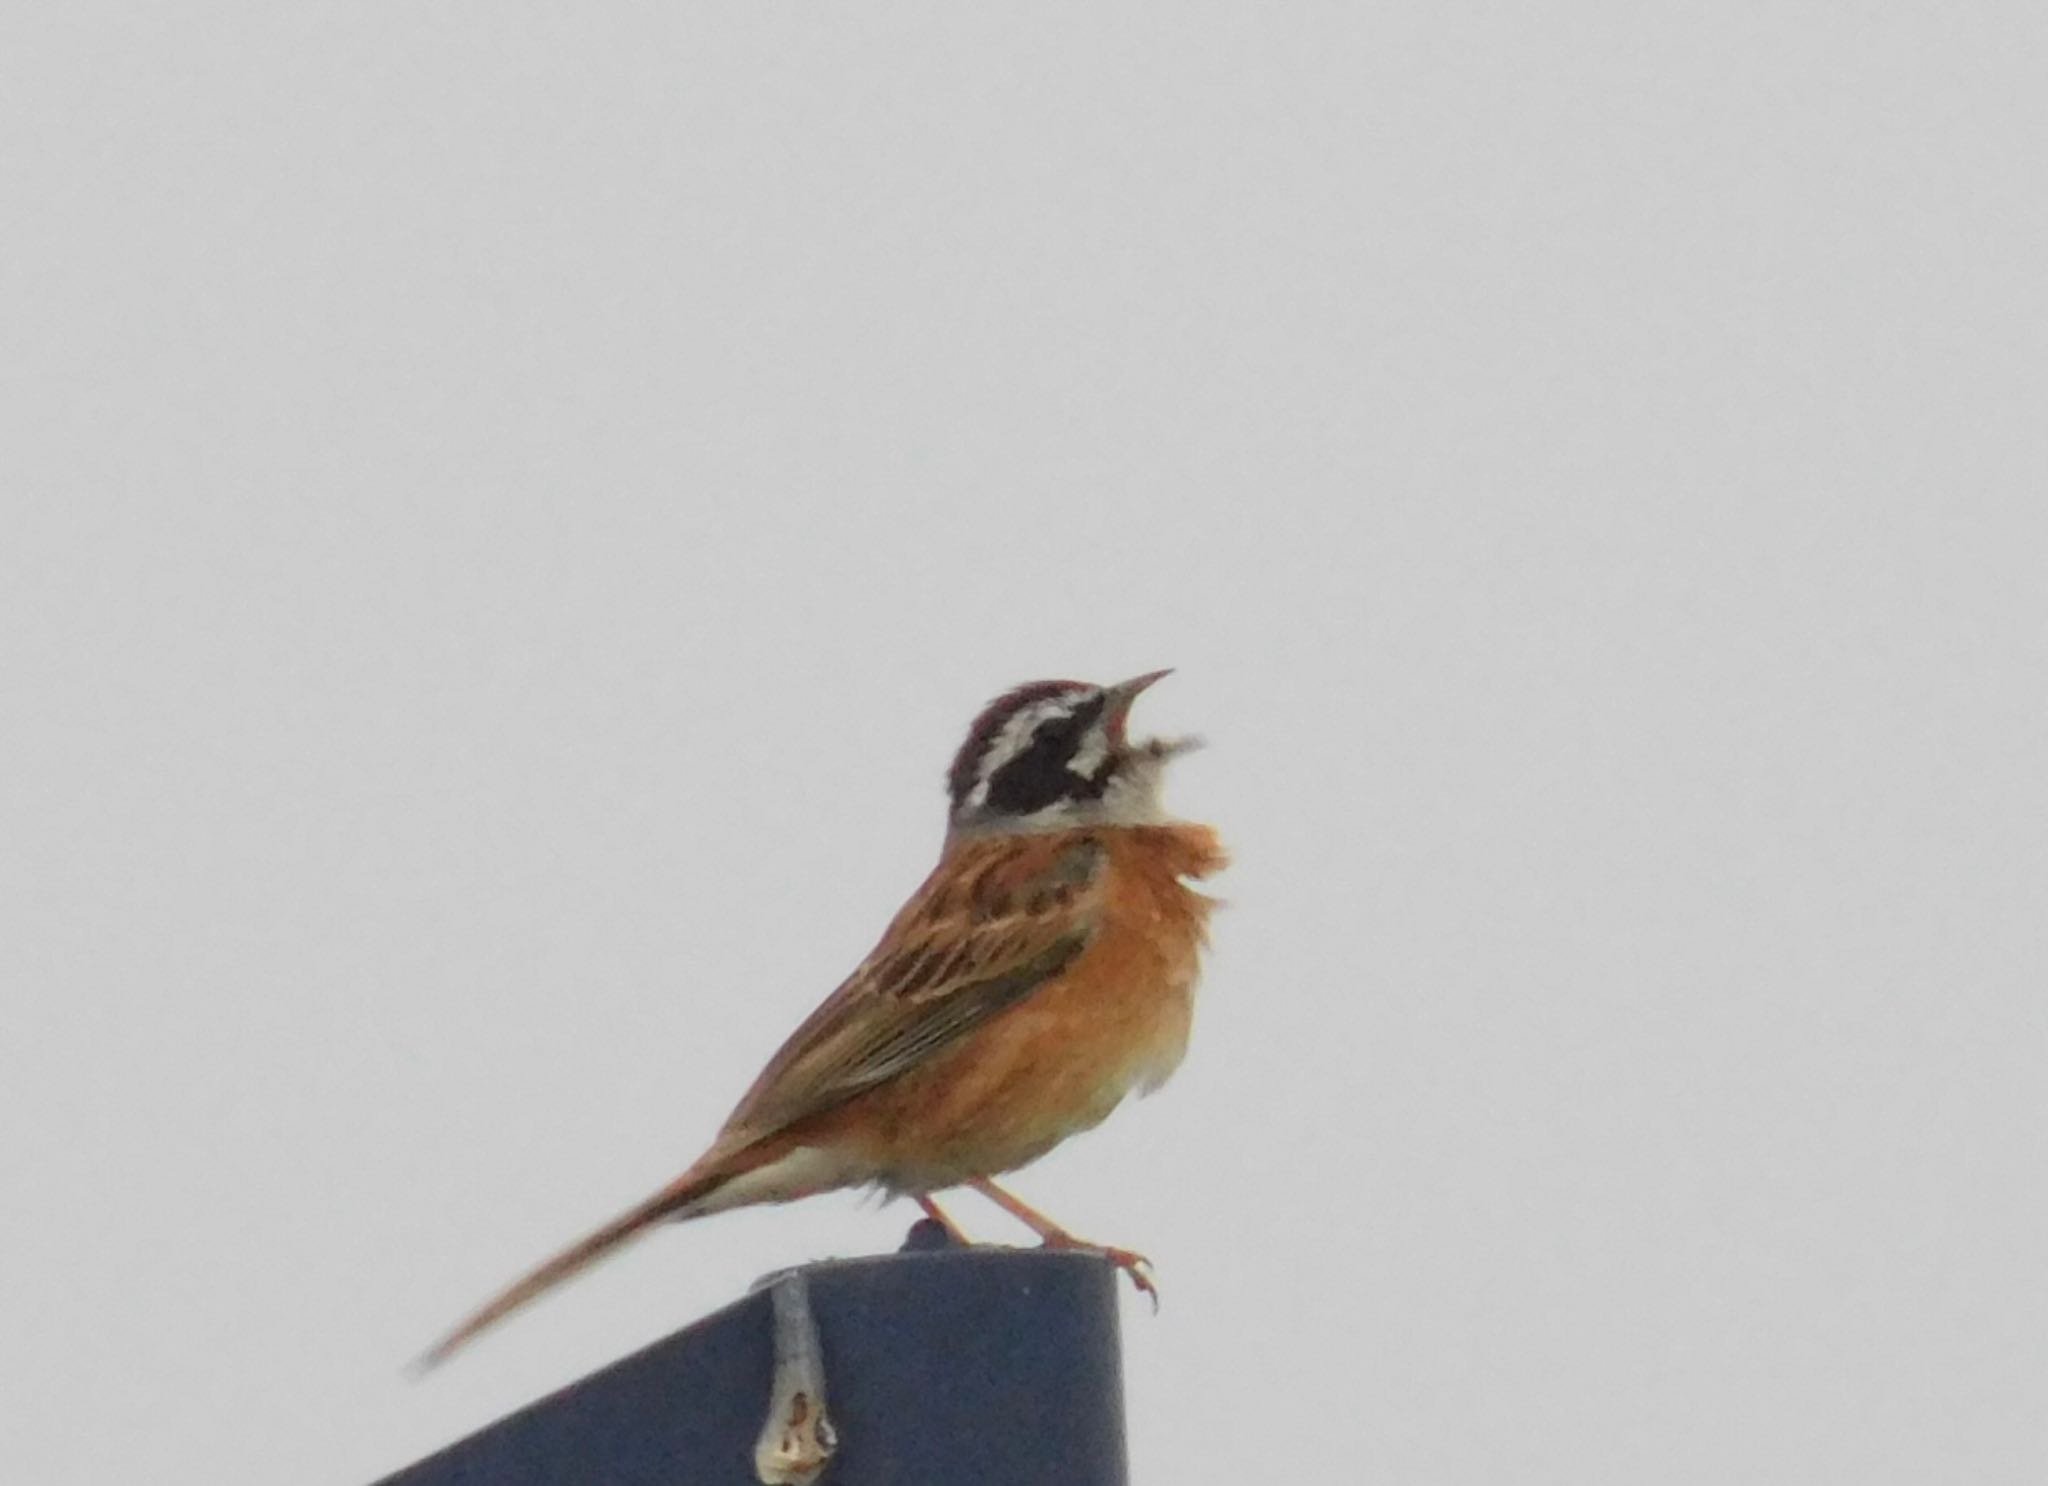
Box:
945 671 1198 836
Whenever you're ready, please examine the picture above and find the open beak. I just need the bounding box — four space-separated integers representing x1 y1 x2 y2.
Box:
1102 669 1202 759
1103 669 1174 720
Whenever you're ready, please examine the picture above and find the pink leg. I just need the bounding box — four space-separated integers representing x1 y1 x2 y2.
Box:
914 1194 971 1246
968 1178 1159 1309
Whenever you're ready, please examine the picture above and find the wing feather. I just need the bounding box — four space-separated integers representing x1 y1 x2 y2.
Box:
720 834 1108 1141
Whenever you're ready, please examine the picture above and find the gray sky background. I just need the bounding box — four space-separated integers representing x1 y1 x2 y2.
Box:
4 6 2044 1483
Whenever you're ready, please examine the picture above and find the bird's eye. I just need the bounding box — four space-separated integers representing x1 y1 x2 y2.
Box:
979 700 1111 817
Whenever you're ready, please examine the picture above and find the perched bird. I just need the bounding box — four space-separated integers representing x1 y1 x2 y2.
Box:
421 670 1225 1366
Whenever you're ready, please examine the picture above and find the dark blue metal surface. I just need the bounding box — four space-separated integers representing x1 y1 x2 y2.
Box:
379 1232 1129 1486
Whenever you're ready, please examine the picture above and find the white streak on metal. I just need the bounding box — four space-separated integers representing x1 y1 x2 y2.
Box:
753 1273 838 1484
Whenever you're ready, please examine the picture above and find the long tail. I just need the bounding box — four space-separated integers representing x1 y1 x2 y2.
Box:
415 1165 729 1371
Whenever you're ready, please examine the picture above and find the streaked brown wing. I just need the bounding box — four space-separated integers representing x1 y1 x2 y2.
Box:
718 833 1109 1142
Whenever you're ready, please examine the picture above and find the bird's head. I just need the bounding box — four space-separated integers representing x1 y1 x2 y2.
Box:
944 670 1200 837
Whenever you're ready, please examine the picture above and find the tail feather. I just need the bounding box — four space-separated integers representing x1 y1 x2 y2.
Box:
415 1167 726 1371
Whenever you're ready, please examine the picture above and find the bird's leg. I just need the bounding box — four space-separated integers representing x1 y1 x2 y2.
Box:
968 1178 1159 1309
914 1195 972 1247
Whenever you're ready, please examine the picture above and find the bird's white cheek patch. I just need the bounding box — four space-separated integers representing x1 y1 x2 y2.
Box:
1066 726 1108 780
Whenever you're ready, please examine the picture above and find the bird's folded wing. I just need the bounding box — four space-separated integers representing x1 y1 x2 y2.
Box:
719 834 1110 1141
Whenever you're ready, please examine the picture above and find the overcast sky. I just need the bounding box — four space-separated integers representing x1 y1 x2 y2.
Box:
5 5 2045 1483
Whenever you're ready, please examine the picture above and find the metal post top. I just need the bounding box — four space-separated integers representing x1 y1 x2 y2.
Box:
380 1233 1130 1486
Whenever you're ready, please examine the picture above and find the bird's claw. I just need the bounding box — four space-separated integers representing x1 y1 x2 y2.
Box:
1039 1237 1160 1311
1103 1246 1160 1312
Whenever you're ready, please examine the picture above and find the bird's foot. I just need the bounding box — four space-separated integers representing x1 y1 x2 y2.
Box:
1038 1233 1160 1310
964 1177 1162 1310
